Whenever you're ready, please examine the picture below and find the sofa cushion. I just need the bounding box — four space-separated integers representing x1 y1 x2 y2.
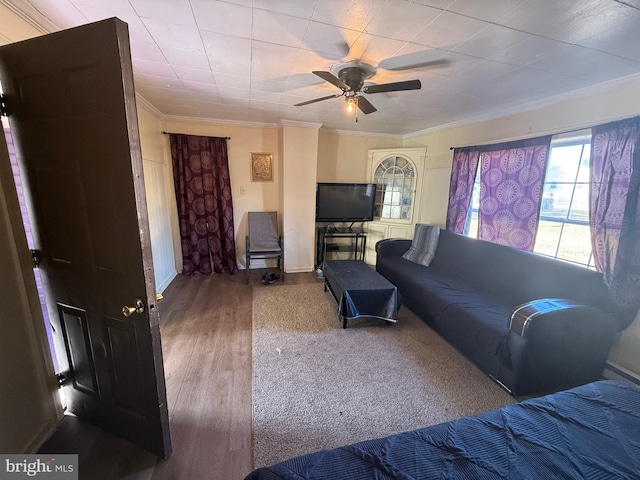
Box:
402 224 440 267
378 255 512 377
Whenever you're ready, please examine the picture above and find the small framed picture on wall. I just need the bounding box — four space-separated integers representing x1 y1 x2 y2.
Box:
250 152 273 182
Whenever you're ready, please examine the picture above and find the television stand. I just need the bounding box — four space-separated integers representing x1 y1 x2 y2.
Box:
316 226 366 265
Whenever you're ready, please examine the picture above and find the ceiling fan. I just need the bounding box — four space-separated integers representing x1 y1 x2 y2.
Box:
293 61 421 116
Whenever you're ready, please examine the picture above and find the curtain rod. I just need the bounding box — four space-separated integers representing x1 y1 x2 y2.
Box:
162 131 231 139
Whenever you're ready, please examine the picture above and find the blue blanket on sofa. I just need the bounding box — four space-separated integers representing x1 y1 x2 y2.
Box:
244 380 640 479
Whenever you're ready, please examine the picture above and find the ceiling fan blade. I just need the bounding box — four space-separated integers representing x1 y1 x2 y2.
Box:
357 96 377 114
294 94 341 107
379 55 450 72
362 79 421 94
335 40 350 58
313 71 350 91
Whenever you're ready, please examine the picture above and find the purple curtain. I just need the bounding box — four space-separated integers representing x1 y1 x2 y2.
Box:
170 134 238 276
477 137 551 251
590 117 640 317
446 148 480 234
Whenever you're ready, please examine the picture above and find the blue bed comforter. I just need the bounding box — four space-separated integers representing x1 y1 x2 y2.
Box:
245 380 640 479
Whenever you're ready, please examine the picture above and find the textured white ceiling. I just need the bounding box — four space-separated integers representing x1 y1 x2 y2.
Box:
5 0 640 136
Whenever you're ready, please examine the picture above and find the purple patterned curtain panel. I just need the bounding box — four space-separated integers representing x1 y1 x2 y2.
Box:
446 148 480 234
590 117 640 317
170 134 238 276
477 137 551 251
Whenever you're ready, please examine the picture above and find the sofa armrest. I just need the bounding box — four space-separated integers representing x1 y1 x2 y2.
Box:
375 238 411 262
497 298 618 395
509 298 598 338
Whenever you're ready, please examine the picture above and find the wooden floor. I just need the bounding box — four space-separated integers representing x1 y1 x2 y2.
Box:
38 269 320 480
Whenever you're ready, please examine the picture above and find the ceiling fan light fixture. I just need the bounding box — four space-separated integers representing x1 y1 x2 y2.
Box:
346 96 356 112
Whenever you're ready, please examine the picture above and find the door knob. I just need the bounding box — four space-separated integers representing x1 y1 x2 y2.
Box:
156 292 163 302
122 299 145 317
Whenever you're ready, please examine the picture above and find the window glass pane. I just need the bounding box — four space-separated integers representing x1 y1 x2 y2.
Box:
374 165 385 177
577 144 591 182
567 183 589 222
381 157 394 169
390 205 400 218
404 178 413 191
386 181 395 197
539 183 574 220
400 206 411 219
533 220 562 257
382 205 391 217
464 169 482 237
556 223 592 265
383 191 393 208
405 163 414 177
467 213 478 238
545 145 581 182
395 157 407 168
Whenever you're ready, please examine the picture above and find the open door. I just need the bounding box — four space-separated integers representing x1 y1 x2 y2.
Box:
0 18 171 458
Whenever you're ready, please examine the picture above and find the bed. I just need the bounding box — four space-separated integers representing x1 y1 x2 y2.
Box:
244 380 640 479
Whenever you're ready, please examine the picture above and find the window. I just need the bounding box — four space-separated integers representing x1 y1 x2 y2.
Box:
534 135 594 267
373 155 415 221
465 134 594 267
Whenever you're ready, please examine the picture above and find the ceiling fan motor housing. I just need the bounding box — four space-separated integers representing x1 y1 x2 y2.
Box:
338 66 370 92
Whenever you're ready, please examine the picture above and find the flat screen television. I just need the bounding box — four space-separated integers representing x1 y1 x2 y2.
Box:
316 182 377 222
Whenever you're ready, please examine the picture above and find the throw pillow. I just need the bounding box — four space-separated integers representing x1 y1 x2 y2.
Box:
402 224 440 266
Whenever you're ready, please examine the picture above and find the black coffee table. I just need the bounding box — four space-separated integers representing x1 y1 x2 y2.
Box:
323 260 400 328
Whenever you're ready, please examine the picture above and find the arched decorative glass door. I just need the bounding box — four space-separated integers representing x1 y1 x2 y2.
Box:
365 147 427 264
373 155 416 221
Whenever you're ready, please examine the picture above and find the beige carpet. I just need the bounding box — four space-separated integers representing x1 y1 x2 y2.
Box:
252 282 515 469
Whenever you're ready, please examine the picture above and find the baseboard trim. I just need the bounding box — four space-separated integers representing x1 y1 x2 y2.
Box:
156 270 178 293
284 267 314 274
24 419 59 453
603 362 640 386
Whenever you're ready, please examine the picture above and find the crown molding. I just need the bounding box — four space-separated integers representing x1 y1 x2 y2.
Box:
279 119 323 129
404 71 640 139
0 0 59 35
135 94 164 118
324 128 403 139
161 114 279 129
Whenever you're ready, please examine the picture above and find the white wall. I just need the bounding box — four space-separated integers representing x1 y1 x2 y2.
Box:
281 121 320 273
317 130 402 182
403 79 640 379
137 105 178 291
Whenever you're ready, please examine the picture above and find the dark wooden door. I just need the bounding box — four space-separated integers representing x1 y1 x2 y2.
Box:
0 18 171 458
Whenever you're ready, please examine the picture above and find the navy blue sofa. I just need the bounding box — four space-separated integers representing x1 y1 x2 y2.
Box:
376 229 633 396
